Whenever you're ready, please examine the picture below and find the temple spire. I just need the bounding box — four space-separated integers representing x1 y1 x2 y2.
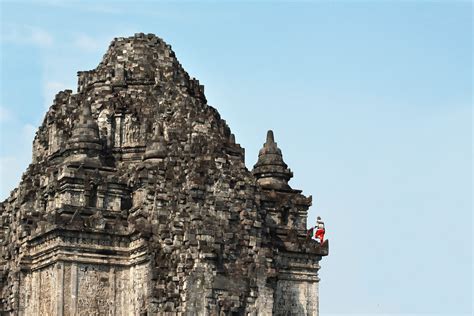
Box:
252 130 293 191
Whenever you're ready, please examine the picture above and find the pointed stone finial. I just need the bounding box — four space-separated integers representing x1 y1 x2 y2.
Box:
266 130 274 144
252 130 293 191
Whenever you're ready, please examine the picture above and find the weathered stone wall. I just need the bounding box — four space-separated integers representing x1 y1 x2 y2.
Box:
0 33 328 315
18 261 149 316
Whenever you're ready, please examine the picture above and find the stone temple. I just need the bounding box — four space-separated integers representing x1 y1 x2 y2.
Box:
0 33 328 315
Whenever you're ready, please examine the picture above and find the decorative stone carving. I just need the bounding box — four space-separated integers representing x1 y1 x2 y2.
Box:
123 114 141 146
77 265 113 315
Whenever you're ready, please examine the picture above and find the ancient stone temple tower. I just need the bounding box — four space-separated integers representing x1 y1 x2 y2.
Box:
0 33 328 315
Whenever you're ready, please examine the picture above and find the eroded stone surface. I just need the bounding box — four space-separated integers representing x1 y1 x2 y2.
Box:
0 33 328 315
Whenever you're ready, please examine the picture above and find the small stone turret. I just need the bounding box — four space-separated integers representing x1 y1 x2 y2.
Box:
64 101 102 166
252 130 293 191
143 122 167 161
68 101 101 152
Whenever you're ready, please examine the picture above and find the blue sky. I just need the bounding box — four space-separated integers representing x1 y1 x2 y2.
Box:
0 1 472 315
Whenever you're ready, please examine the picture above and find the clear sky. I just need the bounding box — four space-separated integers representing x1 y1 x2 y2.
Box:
0 1 472 315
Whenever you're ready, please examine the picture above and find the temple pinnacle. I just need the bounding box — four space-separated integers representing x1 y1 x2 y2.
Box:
266 130 275 144
252 130 293 191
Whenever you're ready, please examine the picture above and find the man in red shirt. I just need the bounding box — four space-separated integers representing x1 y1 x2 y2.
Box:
314 216 325 244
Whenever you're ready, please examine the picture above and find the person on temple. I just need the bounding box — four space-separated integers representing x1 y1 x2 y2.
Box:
314 216 325 243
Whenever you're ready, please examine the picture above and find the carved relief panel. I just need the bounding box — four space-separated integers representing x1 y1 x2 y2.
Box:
77 264 114 316
39 267 56 316
19 262 150 315
123 114 141 147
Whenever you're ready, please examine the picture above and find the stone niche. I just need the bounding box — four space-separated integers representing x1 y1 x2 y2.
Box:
18 229 149 316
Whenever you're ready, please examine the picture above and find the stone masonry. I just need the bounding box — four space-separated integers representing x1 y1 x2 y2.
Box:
0 33 328 315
